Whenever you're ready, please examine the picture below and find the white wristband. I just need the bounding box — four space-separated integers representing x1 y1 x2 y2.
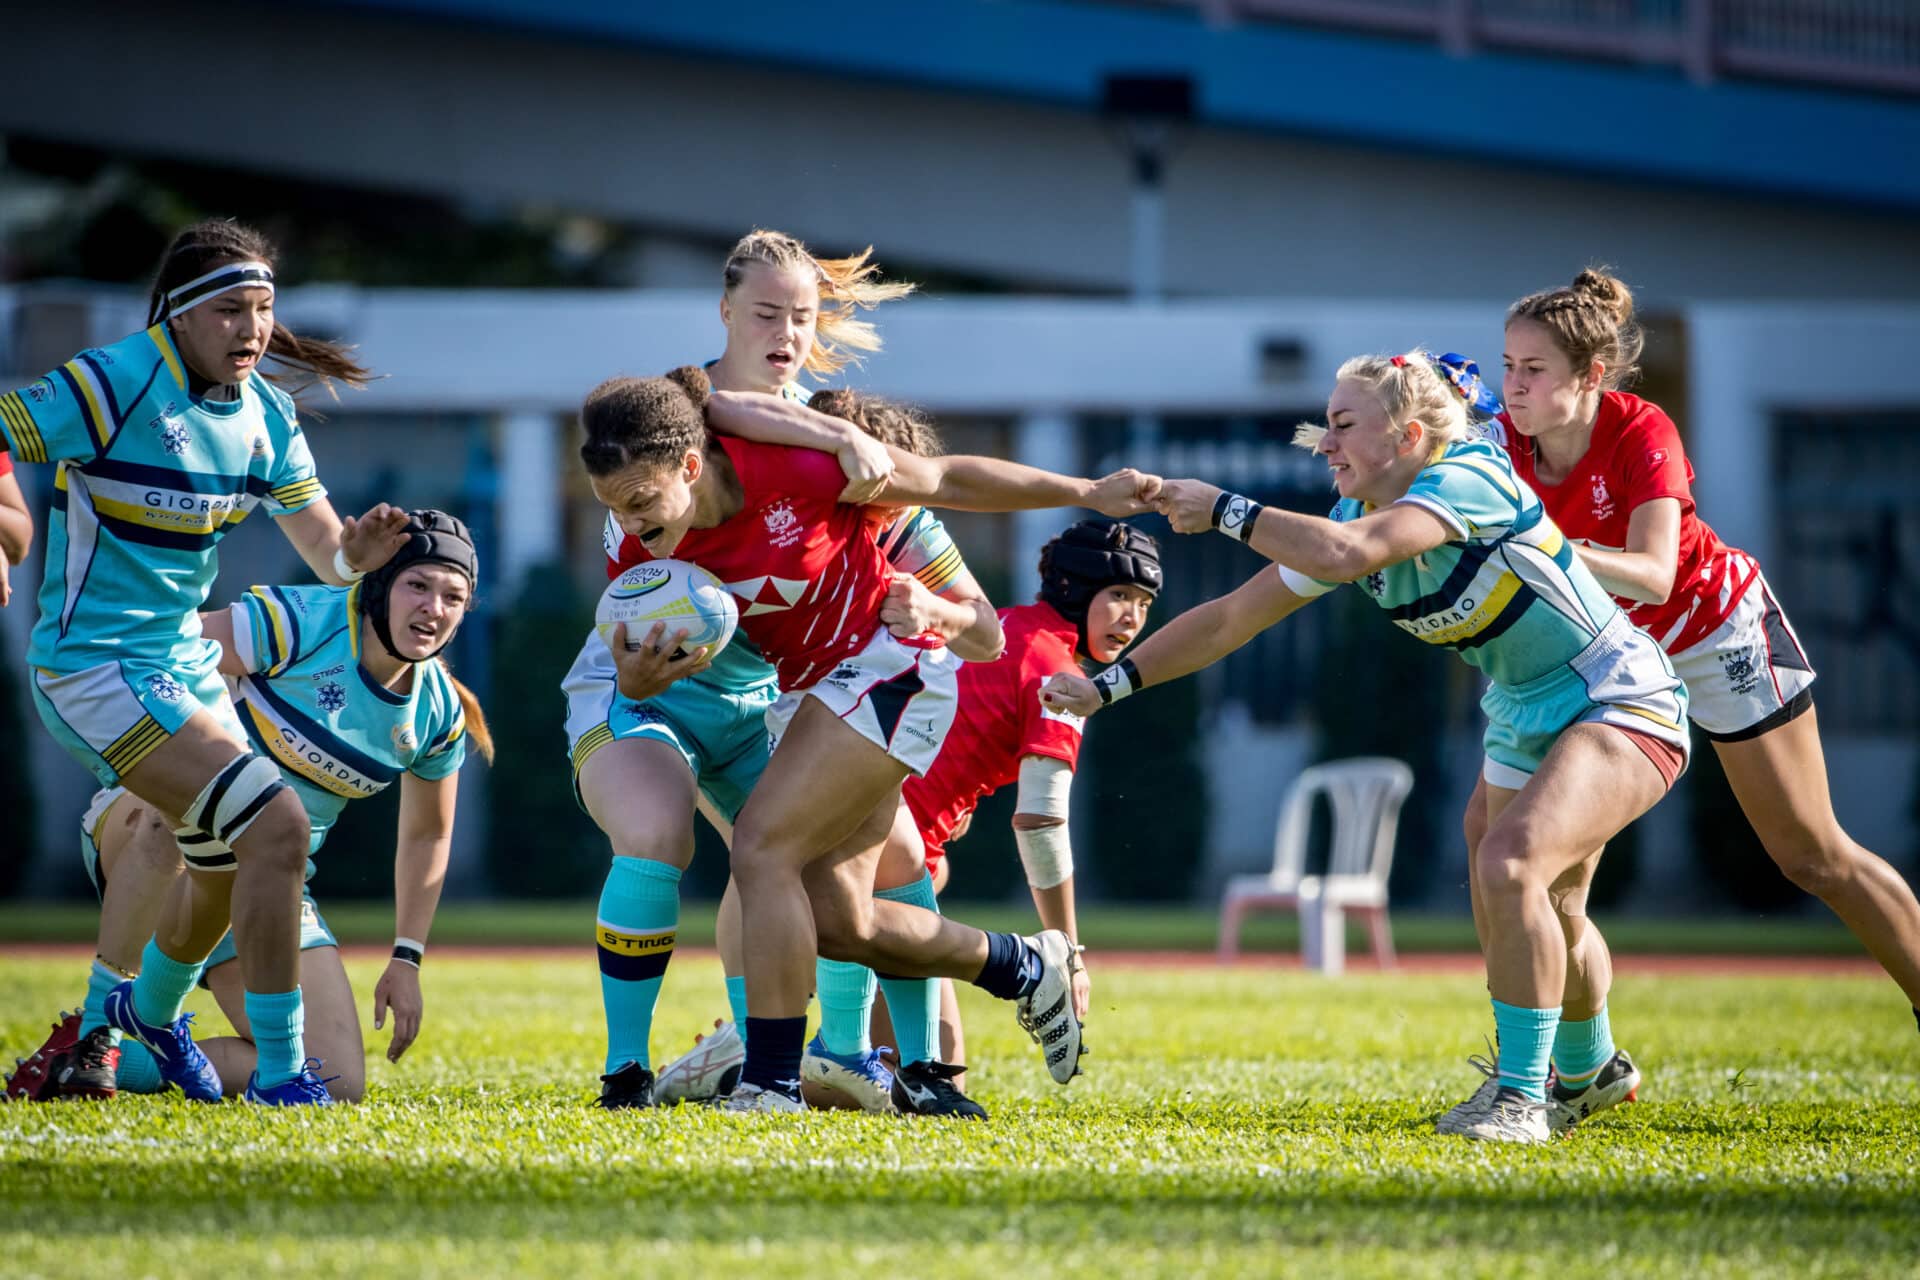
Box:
1092 659 1139 706
333 545 366 583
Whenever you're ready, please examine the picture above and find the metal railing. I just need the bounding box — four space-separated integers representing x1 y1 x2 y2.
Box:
1138 0 1920 95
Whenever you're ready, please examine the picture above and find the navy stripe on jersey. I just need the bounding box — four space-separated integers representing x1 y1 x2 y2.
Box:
85 513 241 553
267 586 307 671
1389 541 1498 625
76 353 124 429
1453 583 1538 651
85 455 251 495
243 674 402 783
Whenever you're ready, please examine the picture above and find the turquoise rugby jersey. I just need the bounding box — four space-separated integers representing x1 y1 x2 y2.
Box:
0 326 324 673
226 581 467 855
1280 438 1624 689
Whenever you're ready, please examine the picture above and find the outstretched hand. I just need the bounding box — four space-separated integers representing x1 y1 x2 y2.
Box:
1085 469 1163 518
1154 478 1224 534
339 503 411 575
1040 671 1102 718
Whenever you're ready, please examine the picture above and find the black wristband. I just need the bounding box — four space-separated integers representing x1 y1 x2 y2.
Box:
1211 491 1264 544
391 942 423 968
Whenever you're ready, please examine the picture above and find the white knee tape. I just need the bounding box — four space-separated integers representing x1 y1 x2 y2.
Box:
173 823 236 872
184 754 289 849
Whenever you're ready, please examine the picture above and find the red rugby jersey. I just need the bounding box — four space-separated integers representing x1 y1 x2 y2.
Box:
606 436 902 690
903 602 1086 866
1501 391 1757 656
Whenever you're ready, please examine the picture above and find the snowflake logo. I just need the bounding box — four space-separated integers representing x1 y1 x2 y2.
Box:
1364 571 1387 597
317 682 348 713
144 672 186 702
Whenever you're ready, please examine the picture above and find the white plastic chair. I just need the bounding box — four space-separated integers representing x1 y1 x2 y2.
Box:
1216 757 1414 974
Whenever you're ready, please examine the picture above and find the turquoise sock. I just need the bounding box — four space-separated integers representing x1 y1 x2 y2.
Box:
244 987 306 1088
80 959 123 1042
115 1040 164 1094
1491 999 1560 1103
726 975 750 1044
875 874 942 1066
596 857 682 1074
815 959 878 1056
1553 1007 1615 1086
131 939 202 1028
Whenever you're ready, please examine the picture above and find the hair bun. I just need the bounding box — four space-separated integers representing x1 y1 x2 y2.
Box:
1570 268 1634 326
663 364 711 409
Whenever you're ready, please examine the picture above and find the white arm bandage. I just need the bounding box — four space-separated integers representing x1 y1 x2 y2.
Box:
1013 755 1075 889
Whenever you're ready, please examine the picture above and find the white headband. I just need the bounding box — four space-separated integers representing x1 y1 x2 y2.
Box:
165 261 275 317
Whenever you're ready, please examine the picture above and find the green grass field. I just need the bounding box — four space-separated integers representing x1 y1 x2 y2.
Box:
4 952 1917 1279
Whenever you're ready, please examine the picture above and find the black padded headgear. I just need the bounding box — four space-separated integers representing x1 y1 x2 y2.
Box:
361 509 477 662
1037 519 1162 656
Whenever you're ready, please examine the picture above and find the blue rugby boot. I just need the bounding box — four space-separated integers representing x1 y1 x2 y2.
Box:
102 982 222 1102
800 1032 895 1113
244 1060 337 1107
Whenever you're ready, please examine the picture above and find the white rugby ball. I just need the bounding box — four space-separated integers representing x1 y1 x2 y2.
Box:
596 560 738 658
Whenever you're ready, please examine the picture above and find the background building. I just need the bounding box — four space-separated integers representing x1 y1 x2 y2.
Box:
2 0 1916 913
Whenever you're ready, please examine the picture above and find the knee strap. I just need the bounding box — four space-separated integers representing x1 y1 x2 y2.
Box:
173 824 236 873
183 754 289 852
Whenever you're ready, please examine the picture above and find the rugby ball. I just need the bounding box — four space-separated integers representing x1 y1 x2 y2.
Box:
596 560 738 658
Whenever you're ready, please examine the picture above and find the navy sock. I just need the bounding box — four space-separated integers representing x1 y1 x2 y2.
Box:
972 932 1041 1001
740 1016 807 1100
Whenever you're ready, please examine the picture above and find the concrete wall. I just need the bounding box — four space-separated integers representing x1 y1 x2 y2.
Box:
4 1 1919 303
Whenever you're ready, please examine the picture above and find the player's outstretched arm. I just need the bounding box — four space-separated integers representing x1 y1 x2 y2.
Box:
1042 566 1311 717
276 500 412 585
1155 478 1452 582
706 389 894 503
878 449 1160 519
374 771 457 1064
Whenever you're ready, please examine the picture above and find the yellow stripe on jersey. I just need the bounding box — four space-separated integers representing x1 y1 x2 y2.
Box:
571 724 615 776
1536 525 1565 558
1434 456 1522 504
147 325 187 390
249 587 293 676
88 494 237 538
62 360 112 452
102 715 169 777
913 544 965 595
346 581 364 662
0 391 47 463
1407 571 1526 647
270 478 324 508
244 700 366 798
